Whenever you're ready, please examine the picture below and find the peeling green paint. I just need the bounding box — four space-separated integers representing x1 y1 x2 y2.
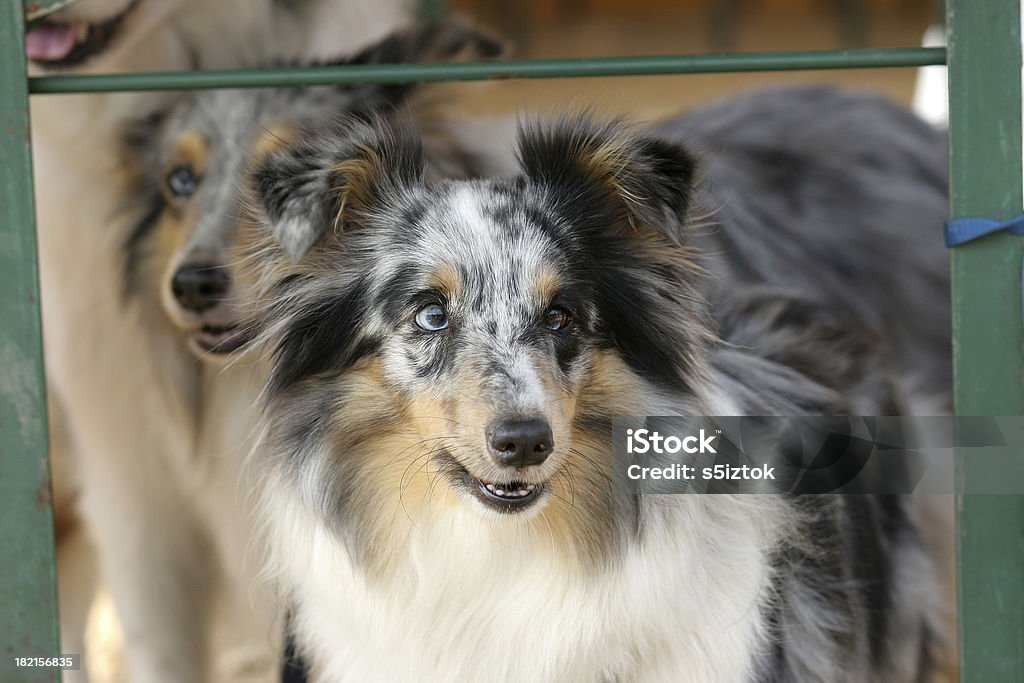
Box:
1 1 60 682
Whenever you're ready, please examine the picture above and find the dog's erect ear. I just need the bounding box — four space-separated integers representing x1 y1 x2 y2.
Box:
249 118 425 262
516 117 697 243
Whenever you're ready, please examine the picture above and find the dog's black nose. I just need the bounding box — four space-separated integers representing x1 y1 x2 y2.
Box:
171 263 231 313
486 419 553 469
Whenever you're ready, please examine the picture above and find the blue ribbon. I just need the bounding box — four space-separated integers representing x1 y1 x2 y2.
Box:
945 215 1024 321
945 215 1024 247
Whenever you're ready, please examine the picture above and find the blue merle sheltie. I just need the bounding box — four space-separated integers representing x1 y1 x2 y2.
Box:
238 113 951 682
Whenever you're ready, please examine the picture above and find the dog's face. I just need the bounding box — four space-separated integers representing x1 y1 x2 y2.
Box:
121 89 306 357
120 22 503 360
122 97 261 357
248 117 712 560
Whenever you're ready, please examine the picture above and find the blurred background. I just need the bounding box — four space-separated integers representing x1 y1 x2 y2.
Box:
447 0 941 121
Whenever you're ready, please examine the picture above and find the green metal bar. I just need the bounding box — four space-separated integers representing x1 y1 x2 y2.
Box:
28 47 946 95
0 1 61 682
947 0 1024 681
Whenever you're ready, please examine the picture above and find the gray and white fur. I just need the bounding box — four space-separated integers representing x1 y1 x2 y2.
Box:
238 115 949 682
651 85 951 410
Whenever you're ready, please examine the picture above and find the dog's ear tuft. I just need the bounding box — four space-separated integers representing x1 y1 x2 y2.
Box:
249 138 332 263
249 118 425 263
516 116 697 243
326 119 425 220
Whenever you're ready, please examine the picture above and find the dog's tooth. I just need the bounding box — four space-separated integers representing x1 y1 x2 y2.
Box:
495 488 505 496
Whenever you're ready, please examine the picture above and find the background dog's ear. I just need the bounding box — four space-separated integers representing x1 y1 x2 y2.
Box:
330 19 505 108
249 118 425 262
345 18 505 66
516 116 697 243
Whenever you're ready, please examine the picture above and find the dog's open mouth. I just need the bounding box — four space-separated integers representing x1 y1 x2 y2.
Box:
435 450 548 513
25 1 140 67
463 471 545 512
194 324 253 355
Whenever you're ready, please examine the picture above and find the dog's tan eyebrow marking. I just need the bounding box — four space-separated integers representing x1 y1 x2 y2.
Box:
427 265 461 297
535 267 561 303
249 122 298 166
171 128 209 174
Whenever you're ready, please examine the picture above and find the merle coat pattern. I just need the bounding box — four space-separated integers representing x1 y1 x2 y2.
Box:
240 115 947 682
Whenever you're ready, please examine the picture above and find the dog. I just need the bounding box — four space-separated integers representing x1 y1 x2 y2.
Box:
112 21 505 682
649 84 952 412
237 114 949 681
24 1 430 679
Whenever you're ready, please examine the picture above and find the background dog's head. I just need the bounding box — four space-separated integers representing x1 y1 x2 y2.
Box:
118 21 502 360
245 115 713 568
25 0 191 72
24 0 425 74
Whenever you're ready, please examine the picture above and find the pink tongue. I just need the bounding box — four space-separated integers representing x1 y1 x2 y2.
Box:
25 22 80 61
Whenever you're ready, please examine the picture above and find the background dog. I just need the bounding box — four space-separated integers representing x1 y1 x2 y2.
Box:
27 1 412 679
238 115 948 681
113 22 505 682
651 84 951 413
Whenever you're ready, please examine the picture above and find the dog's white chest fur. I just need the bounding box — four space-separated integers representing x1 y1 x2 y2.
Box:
273 491 779 683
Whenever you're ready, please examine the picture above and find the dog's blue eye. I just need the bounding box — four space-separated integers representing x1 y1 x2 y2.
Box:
166 166 198 198
415 303 449 331
545 307 573 332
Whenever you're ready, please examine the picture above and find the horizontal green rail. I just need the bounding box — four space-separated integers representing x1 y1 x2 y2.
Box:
28 47 947 95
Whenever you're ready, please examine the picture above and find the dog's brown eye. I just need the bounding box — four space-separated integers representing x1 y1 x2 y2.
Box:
415 303 449 331
545 307 572 332
166 165 198 198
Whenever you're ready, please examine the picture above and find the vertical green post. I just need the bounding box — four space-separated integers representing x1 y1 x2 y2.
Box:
947 1 1024 680
0 1 61 682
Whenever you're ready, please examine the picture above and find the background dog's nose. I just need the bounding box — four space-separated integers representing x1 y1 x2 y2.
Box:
487 419 554 469
171 264 231 313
